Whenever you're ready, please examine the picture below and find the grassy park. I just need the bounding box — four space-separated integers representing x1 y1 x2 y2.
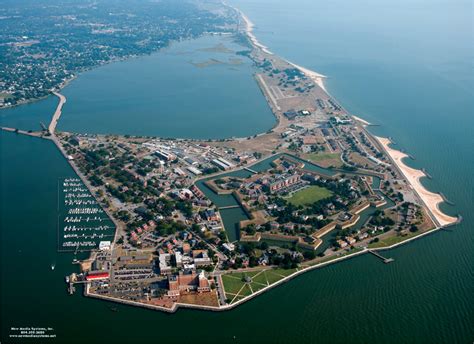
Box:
222 268 298 303
287 185 332 206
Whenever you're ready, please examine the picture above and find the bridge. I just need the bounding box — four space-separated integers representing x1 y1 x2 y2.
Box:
218 205 241 210
244 167 258 174
1 126 47 138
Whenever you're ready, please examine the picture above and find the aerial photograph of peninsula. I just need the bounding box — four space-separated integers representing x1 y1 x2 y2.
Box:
0 0 472 343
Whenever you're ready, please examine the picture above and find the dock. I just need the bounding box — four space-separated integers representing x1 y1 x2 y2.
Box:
368 250 394 264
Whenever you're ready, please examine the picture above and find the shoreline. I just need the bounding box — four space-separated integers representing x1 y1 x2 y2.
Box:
237 8 273 55
229 5 457 229
286 60 328 92
2 3 462 315
375 136 458 227
85 218 454 314
352 115 371 126
229 2 328 93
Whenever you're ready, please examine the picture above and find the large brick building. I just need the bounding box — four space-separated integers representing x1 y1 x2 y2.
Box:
167 270 211 297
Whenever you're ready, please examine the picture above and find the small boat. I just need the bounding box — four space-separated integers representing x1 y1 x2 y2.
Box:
109 307 118 312
51 263 56 271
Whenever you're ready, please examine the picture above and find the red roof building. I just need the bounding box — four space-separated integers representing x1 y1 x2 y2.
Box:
86 272 110 281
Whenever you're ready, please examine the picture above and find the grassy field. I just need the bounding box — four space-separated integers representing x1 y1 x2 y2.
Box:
287 185 332 206
221 275 246 295
304 152 342 167
368 232 419 248
222 268 298 303
265 268 298 284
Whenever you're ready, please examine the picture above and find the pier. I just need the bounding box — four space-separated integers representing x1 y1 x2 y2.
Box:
368 250 394 264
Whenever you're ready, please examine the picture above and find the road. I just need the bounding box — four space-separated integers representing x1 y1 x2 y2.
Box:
49 92 66 134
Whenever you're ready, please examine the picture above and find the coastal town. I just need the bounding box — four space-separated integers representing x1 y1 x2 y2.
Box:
0 3 460 313
0 0 233 107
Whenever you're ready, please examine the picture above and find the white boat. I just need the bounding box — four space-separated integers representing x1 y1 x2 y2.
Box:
51 263 55 271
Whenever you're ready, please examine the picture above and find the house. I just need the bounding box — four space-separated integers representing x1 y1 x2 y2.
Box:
345 237 356 245
337 239 348 248
204 209 219 221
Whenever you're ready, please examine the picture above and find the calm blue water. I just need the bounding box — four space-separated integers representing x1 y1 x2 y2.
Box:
58 35 276 138
1 35 275 139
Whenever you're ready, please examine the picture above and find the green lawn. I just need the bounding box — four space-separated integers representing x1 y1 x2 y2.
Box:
251 271 269 286
222 270 266 296
230 295 246 304
265 268 297 284
222 275 246 295
368 232 418 248
271 268 298 277
222 267 299 298
239 284 253 297
250 281 267 292
287 186 332 206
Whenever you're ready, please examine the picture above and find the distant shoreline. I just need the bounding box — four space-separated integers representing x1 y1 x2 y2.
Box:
0 32 232 111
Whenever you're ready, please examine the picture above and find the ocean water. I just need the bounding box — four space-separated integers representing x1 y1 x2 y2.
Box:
1 0 473 343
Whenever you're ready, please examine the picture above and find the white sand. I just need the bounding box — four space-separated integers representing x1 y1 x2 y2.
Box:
375 136 457 227
352 115 371 126
233 5 328 93
239 11 273 55
287 61 327 92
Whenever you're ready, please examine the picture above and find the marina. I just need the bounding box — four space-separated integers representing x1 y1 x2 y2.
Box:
58 177 115 252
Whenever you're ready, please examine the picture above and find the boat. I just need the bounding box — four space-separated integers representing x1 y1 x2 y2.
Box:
51 263 55 270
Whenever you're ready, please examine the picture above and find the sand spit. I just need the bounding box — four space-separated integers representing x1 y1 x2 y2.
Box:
352 115 371 126
238 10 273 55
376 136 457 227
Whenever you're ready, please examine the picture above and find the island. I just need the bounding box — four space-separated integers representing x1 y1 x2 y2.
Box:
1 3 460 313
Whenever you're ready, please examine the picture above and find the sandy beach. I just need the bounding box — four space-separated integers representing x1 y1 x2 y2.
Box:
233 5 329 93
239 10 273 55
352 115 371 126
287 61 327 92
375 136 457 227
